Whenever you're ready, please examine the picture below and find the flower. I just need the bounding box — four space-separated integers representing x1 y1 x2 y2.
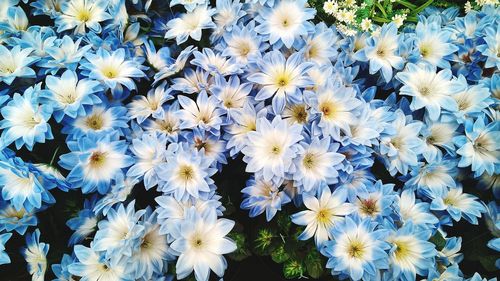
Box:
170 207 236 281
68 244 131 281
396 189 438 229
241 176 291 221
477 25 499 69
242 116 303 182
321 215 389 281
66 197 98 245
58 133 134 194
0 45 37 85
396 63 462 121
56 0 111 34
454 116 499 177
386 223 437 280
177 91 224 135
22 229 49 281
292 137 345 193
247 51 313 114
165 4 216 44
254 0 315 48
170 0 206 12
430 186 486 224
155 142 216 200
0 232 12 265
127 82 172 124
354 23 404 83
41 69 101 122
291 185 354 248
92 201 145 258
81 48 146 96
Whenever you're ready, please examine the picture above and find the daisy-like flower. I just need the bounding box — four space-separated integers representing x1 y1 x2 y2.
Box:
379 110 424 176
292 137 345 193
144 102 182 142
64 104 128 138
56 0 111 34
430 186 486 224
0 6 28 33
0 158 52 214
396 63 462 121
58 133 134 194
225 101 267 157
127 82 173 124
211 0 246 39
405 159 457 196
386 223 437 281
354 180 396 222
247 51 313 114
210 75 252 118
452 77 493 122
130 208 169 280
396 189 439 229
191 48 243 76
306 83 362 141
454 116 499 177
477 25 500 69
92 201 145 258
40 69 101 122
41 36 91 75
420 118 458 162
81 48 146 96
291 185 354 248
242 116 303 182
68 245 130 281
254 0 315 48
171 67 210 94
241 176 291 221
155 142 216 200
22 229 49 281
301 22 339 66
321 216 389 281
413 21 458 68
0 202 37 235
170 207 236 281
219 22 267 64
177 91 224 135
354 22 404 83
127 132 168 190
0 45 37 85
165 4 216 44
66 197 99 245
0 232 11 265
0 85 53 151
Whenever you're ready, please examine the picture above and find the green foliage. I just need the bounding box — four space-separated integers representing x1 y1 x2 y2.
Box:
271 244 291 263
283 259 305 279
253 228 276 255
304 249 324 279
228 232 252 261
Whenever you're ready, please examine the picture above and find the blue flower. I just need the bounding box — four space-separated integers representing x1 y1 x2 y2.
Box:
66 197 98 245
354 23 404 82
40 70 102 122
0 201 37 235
58 132 134 194
477 25 500 69
321 215 390 281
165 4 216 44
454 116 499 177
0 85 53 151
22 229 49 281
248 50 313 114
56 0 112 34
411 21 458 68
177 91 224 136
0 232 12 265
155 142 216 200
430 186 486 224
254 0 315 48
241 176 291 221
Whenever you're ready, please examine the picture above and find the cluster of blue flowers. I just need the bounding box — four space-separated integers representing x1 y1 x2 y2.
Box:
0 0 498 281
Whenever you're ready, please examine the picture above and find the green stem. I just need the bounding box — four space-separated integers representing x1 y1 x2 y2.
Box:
412 0 435 15
49 146 60 166
375 2 388 18
372 16 391 23
396 0 417 9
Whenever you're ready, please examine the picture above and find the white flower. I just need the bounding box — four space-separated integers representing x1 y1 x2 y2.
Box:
291 186 354 248
165 5 216 44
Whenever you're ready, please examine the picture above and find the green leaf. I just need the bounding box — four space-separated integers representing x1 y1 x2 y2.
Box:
479 255 500 272
254 228 275 255
429 231 446 250
228 232 251 261
412 0 435 15
276 212 292 233
375 2 388 18
283 259 305 279
305 250 324 279
395 0 417 9
271 244 290 264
